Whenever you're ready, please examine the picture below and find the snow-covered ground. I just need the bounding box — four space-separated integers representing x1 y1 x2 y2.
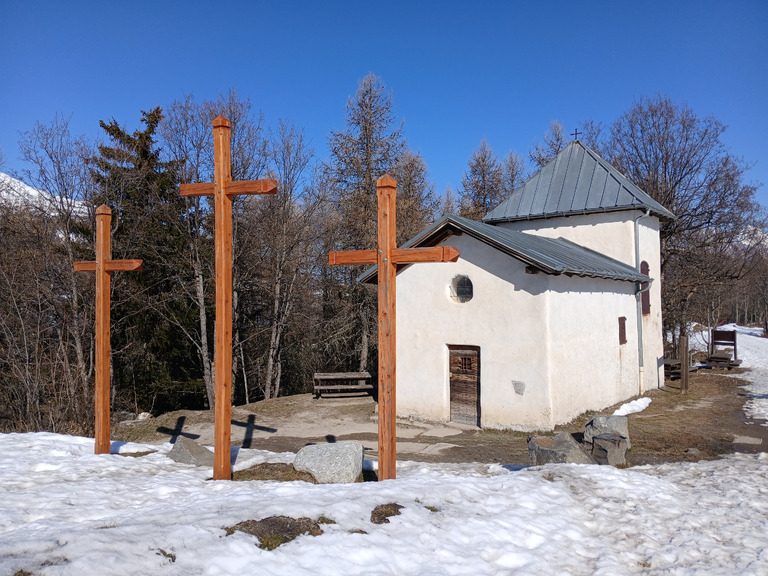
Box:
2 328 768 575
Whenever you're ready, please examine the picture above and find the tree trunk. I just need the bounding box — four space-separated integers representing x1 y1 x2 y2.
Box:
193 254 214 409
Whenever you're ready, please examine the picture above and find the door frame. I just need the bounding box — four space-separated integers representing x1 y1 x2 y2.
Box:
447 344 481 427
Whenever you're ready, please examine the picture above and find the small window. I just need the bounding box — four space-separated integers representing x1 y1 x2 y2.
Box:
460 356 474 371
618 316 627 345
640 261 651 315
450 275 473 303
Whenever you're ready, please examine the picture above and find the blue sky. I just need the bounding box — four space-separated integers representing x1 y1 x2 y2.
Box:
1 1 767 208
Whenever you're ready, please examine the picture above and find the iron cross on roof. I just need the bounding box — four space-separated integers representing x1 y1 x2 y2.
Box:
328 174 459 480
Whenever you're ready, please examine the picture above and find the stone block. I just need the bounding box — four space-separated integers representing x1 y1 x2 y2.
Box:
167 436 215 467
584 415 631 449
528 432 596 466
591 433 628 466
293 441 364 484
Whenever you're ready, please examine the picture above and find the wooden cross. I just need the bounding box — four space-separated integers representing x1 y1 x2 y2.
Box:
180 115 277 480
329 174 459 480
571 129 582 141
74 205 143 454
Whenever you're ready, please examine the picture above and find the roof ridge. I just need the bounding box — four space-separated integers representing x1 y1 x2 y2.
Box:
483 141 675 223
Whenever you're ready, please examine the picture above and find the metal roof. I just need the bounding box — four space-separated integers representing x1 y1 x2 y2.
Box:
483 141 676 224
359 214 651 284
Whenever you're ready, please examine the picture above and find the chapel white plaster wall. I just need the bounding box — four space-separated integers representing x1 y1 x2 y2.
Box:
395 233 556 430
545 276 641 425
638 217 665 391
500 210 667 393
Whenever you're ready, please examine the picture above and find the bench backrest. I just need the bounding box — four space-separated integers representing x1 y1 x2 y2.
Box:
711 329 738 360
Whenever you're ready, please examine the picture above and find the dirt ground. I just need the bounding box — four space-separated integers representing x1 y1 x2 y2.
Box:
113 367 768 468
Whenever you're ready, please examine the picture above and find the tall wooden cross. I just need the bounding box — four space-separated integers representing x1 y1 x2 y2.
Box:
74 205 143 454
180 115 277 480
329 174 459 480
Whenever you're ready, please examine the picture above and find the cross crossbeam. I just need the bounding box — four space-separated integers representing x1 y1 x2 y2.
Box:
328 174 459 480
180 115 277 480
74 205 143 454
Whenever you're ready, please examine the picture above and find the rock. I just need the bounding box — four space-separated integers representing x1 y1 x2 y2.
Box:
528 432 596 466
293 442 364 484
115 410 135 422
685 448 701 455
167 436 215 467
591 433 628 466
584 415 631 449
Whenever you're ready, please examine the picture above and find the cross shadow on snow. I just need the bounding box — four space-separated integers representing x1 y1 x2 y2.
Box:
739 392 768 400
110 441 129 454
500 464 529 472
156 416 200 443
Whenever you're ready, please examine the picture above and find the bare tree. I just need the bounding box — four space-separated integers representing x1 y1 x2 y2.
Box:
529 121 566 169
0 117 96 431
324 73 406 371
391 150 439 244
604 95 765 336
159 91 268 408
239 121 322 400
502 150 526 195
458 139 504 220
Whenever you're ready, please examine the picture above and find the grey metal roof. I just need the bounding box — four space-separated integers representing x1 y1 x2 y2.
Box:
483 141 676 223
359 214 650 284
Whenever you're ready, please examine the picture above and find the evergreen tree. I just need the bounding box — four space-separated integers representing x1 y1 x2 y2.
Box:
90 108 202 414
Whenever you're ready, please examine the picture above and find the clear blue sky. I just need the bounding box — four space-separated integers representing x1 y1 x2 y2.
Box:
2 1 767 207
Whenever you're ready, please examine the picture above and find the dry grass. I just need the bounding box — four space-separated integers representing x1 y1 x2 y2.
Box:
232 463 317 483
370 503 404 524
225 516 323 550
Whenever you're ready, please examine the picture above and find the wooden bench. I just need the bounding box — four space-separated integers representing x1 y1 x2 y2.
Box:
313 372 376 399
706 329 743 368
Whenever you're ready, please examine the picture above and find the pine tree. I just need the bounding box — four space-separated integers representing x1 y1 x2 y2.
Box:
90 108 201 414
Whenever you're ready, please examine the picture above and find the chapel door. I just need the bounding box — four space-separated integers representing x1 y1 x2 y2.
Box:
449 346 481 427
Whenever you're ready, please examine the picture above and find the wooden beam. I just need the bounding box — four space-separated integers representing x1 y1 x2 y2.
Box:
213 115 234 481
74 204 143 455
179 182 216 197
105 260 144 272
327 173 460 481
392 246 460 264
181 179 278 198
73 261 98 272
180 115 278 480
225 179 278 196
377 175 397 481
94 206 111 456
328 249 377 265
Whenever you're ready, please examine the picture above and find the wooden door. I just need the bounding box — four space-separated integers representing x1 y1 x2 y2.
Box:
449 346 481 426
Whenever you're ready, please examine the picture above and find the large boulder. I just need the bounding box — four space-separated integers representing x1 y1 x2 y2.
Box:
293 441 364 484
528 432 595 466
167 436 215 467
591 433 628 466
584 415 631 449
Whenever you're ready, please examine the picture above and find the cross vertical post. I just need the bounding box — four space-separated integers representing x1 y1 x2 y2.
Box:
328 174 459 480
180 115 277 480
74 205 143 454
377 177 397 479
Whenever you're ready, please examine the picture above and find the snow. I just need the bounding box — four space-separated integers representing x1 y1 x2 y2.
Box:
613 397 652 416
2 328 768 575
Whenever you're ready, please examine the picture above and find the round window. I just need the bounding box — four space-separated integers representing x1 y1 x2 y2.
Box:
450 275 473 303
